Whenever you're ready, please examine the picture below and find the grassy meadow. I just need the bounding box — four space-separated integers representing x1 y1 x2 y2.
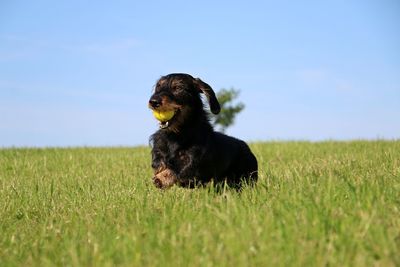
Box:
0 141 399 266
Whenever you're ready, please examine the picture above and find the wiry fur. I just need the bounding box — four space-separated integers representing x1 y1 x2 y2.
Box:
149 73 258 189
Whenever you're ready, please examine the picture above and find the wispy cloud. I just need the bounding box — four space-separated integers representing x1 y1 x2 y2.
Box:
0 34 42 61
295 69 328 85
79 38 141 54
0 34 142 60
55 37 143 58
294 68 356 93
0 79 142 106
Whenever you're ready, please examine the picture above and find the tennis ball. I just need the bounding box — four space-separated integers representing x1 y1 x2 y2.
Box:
152 110 175 122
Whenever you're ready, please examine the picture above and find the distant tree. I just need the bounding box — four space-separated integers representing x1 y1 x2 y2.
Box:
213 88 245 133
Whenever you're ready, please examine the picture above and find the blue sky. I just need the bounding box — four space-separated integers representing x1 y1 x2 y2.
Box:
1 0 399 147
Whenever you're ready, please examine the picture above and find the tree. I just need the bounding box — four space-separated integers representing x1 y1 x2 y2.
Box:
213 88 245 133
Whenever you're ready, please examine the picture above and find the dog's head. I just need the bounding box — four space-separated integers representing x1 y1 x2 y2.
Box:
148 73 221 131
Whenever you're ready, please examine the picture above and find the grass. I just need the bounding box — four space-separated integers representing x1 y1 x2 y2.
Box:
0 141 399 266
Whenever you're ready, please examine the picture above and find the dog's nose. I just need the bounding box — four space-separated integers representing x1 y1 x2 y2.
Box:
149 97 162 108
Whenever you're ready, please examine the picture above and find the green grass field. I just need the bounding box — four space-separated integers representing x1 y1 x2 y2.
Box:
1 141 399 266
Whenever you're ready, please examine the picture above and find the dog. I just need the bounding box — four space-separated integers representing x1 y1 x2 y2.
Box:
148 73 258 189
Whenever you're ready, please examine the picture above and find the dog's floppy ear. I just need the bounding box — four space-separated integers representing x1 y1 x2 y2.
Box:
194 78 221 114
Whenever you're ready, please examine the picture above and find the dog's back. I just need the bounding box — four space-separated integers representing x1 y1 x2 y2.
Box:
201 132 258 187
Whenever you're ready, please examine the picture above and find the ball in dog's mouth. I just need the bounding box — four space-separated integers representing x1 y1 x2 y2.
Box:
152 110 175 129
153 110 175 122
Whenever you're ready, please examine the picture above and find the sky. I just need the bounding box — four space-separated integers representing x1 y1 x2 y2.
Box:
0 0 399 147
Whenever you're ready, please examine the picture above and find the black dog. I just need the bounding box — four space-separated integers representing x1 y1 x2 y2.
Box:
148 73 257 189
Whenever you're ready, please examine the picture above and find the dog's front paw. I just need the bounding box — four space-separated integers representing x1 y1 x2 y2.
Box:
153 169 177 189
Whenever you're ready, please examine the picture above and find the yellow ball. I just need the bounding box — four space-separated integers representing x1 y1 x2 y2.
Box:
152 110 175 122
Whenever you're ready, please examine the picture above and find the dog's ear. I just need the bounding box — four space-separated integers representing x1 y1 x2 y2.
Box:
194 78 221 114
